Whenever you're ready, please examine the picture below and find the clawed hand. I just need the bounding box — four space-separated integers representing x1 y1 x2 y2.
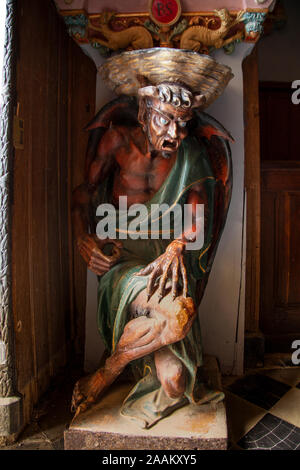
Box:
77 234 122 276
136 240 188 302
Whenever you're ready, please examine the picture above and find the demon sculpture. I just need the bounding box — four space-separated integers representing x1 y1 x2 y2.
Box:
71 48 233 429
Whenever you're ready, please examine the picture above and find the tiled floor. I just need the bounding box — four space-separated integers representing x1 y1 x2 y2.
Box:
223 366 300 450
1 362 300 450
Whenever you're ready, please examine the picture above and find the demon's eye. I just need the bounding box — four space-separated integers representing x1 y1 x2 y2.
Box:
178 121 187 128
159 116 169 126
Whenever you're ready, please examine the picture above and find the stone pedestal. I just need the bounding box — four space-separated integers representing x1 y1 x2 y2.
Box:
0 396 23 446
64 356 228 450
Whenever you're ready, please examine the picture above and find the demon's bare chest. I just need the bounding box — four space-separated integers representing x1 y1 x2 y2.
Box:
112 137 176 204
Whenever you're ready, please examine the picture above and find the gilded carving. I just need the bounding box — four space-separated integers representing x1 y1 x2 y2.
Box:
60 7 272 56
88 12 153 51
180 9 246 53
144 18 188 48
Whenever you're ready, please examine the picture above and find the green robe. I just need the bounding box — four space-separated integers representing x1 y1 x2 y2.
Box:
94 135 224 428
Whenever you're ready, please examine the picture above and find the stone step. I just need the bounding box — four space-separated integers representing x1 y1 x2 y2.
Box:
64 355 227 450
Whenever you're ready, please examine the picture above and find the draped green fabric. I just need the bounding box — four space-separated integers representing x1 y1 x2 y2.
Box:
94 135 224 428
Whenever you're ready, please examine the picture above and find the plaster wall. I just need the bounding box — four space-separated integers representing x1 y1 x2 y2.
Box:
84 43 253 374
199 44 253 375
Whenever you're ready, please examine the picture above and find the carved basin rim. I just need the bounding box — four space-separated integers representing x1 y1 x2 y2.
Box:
99 47 234 108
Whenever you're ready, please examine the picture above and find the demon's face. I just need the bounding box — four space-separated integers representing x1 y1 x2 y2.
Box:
145 98 192 156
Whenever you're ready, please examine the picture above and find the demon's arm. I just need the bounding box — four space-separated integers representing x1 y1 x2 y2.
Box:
73 126 124 275
72 97 139 275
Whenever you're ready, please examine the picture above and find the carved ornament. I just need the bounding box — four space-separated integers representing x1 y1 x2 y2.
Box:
59 6 270 56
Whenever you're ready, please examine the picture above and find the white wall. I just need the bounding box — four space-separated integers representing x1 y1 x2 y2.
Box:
84 44 253 375
200 44 253 375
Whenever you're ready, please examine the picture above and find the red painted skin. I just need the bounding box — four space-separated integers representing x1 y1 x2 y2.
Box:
91 126 177 206
72 98 204 295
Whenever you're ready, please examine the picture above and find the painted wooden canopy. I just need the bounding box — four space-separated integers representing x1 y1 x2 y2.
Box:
53 0 277 61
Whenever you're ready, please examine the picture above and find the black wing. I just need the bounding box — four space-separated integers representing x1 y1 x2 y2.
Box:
192 111 233 304
84 96 139 179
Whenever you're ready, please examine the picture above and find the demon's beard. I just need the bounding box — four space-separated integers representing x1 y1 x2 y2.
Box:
161 151 173 159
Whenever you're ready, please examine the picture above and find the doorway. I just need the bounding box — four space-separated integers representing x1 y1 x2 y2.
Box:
259 81 300 352
257 0 300 354
244 0 300 362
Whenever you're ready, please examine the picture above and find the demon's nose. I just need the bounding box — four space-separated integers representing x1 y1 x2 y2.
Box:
168 121 177 139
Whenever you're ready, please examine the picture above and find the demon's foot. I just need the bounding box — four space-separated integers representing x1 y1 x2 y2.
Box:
71 369 107 418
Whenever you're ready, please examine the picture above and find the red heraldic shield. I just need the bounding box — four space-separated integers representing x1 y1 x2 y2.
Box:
150 0 181 26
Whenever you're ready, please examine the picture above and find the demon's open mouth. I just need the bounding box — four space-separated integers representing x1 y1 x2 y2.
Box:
162 139 177 150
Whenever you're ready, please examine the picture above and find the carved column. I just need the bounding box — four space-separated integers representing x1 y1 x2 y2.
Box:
0 0 22 444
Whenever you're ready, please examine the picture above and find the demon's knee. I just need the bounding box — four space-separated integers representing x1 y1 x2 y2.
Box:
170 296 196 342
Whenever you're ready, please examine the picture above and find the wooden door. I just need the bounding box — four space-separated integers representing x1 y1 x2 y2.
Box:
12 0 96 424
260 82 300 352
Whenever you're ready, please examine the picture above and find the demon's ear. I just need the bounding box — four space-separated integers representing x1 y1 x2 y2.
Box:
137 96 149 132
191 94 206 109
138 85 160 99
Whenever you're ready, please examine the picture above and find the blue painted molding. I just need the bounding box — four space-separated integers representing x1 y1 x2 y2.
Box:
242 12 267 34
